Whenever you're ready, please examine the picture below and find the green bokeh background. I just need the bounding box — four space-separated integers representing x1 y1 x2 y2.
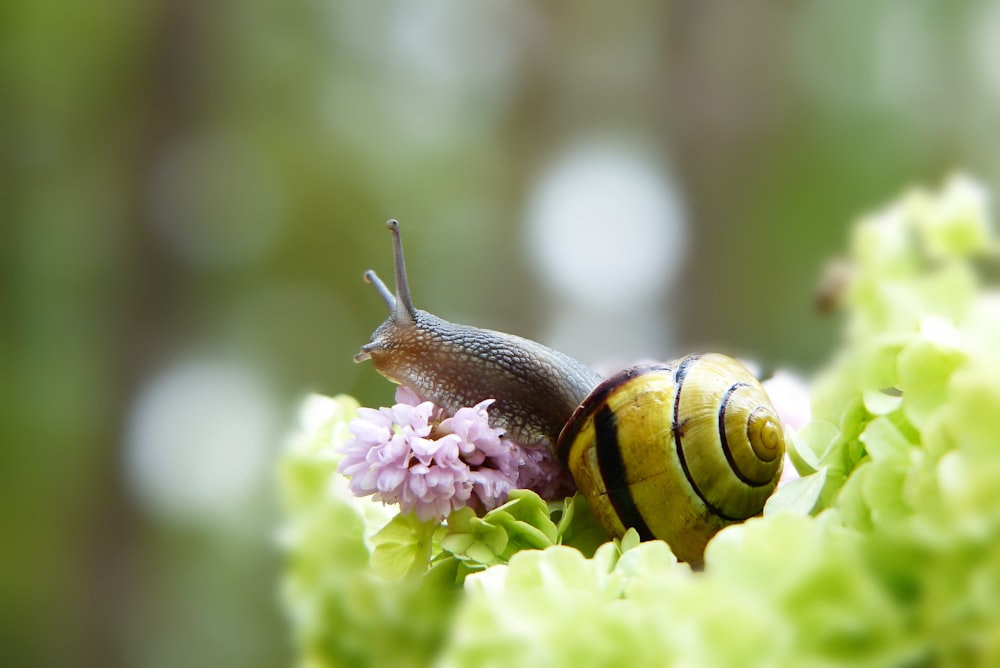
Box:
4 2 1000 666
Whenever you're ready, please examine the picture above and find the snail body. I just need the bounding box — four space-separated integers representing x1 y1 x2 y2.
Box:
356 220 603 450
356 220 784 564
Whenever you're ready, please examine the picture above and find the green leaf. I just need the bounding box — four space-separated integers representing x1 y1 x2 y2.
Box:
862 389 903 416
859 416 911 464
941 359 1000 457
836 463 874 532
764 468 828 517
492 489 559 543
859 337 909 390
423 554 463 588
557 494 611 557
791 420 839 469
440 507 509 567
589 540 624 579
618 528 641 553
613 539 678 581
897 337 965 430
369 512 439 579
490 512 556 558
839 396 872 442
914 175 992 259
474 490 559 561
502 545 605 593
860 460 910 526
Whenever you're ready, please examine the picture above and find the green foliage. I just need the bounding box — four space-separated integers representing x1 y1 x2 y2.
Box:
280 176 1000 667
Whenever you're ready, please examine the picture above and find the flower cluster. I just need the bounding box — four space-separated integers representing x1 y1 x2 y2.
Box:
337 386 573 521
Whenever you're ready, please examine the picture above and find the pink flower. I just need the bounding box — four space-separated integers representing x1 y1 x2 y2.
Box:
761 370 811 431
508 443 576 500
337 386 572 520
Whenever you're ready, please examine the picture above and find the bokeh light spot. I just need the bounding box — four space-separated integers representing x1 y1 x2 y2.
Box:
525 140 687 309
124 358 277 523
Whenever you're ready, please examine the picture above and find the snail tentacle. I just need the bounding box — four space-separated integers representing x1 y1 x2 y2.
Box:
363 269 396 311
386 219 416 324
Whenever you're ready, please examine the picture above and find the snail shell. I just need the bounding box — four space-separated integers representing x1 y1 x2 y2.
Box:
556 354 785 564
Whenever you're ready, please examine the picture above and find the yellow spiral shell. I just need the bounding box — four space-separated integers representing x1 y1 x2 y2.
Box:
556 353 785 565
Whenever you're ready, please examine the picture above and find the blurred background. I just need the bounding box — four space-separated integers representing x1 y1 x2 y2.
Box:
4 1 1000 666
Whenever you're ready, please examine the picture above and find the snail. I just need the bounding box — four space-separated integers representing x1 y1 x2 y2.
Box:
355 220 784 564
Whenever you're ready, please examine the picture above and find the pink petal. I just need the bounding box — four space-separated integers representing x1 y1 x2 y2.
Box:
432 437 463 469
408 469 429 498
415 501 440 522
394 385 423 406
463 449 487 466
409 434 443 462
348 418 391 445
376 466 407 493
470 468 516 509
452 477 474 503
338 459 370 478
425 467 456 496
349 467 379 495
356 406 392 427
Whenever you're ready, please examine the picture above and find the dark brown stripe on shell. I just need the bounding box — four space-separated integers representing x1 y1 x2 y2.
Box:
672 355 748 522
718 383 775 487
556 363 674 464
594 404 654 541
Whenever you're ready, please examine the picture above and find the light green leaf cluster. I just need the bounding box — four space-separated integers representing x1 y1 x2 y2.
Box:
445 515 920 668
428 489 609 583
281 176 1000 667
791 176 1000 535
365 486 609 586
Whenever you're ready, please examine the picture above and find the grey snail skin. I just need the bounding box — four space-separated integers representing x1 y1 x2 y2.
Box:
356 220 785 564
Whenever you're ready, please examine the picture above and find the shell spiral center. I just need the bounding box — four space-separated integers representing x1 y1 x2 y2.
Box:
747 408 783 462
